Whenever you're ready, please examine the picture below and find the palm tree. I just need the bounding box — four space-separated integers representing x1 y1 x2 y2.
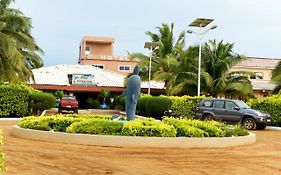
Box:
271 60 281 94
129 23 185 94
201 40 253 98
169 45 199 96
0 0 44 83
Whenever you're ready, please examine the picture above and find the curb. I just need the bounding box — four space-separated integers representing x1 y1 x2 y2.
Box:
12 125 256 148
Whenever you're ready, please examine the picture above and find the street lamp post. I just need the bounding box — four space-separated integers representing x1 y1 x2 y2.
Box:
187 18 217 96
144 42 158 95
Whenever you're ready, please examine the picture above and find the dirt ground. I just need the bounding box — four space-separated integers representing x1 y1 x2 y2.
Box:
1 120 281 175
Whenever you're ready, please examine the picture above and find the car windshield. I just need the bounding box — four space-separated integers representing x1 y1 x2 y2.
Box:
62 96 75 100
235 100 250 109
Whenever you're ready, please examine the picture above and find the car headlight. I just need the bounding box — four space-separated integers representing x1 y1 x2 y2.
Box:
259 117 265 121
256 111 264 117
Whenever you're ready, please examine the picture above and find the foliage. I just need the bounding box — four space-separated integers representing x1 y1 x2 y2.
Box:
169 95 207 118
163 118 228 137
100 89 110 102
0 85 30 117
271 60 281 94
129 23 185 93
0 0 44 83
114 95 126 110
0 129 4 174
248 94 281 126
18 114 249 137
200 40 253 99
66 114 112 120
145 96 172 119
121 118 177 137
54 90 64 99
162 118 206 137
86 98 100 109
66 119 123 135
137 94 152 115
29 91 56 115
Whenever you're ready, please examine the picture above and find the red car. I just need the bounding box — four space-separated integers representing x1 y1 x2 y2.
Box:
58 95 79 114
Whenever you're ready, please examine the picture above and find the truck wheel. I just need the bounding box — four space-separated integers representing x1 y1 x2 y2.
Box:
203 114 213 121
74 108 78 114
242 117 256 130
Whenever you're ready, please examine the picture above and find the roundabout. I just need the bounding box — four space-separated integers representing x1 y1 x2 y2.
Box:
12 125 256 148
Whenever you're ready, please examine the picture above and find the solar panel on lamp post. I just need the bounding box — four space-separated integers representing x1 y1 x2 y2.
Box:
144 42 158 95
187 18 217 96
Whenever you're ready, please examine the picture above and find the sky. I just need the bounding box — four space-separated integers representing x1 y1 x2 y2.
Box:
12 0 281 67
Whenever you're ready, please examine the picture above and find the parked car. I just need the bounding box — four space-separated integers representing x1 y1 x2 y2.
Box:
195 99 271 130
58 95 79 114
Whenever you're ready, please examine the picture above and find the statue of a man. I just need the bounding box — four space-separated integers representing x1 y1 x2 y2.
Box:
122 65 141 121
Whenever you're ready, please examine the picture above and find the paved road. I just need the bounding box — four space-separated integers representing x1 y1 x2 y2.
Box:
1 120 281 175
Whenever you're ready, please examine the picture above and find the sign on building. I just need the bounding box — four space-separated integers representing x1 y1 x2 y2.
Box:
72 74 96 86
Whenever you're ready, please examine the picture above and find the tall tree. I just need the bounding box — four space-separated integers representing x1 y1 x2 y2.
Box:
0 0 44 83
129 23 185 93
201 40 253 98
271 60 281 94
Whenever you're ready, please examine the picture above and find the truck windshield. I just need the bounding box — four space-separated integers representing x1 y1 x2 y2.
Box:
235 100 250 109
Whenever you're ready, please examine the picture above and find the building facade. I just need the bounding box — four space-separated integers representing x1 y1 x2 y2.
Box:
230 57 280 98
78 36 138 75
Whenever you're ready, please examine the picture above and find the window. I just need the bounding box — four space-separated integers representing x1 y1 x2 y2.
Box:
225 101 238 110
93 64 104 69
213 100 224 109
250 72 263 80
85 46 91 55
119 65 130 71
203 100 213 107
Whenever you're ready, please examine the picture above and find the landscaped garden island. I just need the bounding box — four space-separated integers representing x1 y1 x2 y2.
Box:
12 114 256 148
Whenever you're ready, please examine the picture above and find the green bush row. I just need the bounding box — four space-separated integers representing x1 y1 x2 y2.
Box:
163 118 248 137
19 115 249 137
0 84 56 117
169 96 207 118
0 129 4 174
248 94 281 126
121 118 177 137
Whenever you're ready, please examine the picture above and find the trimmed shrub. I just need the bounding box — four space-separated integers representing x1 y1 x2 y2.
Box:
137 95 152 115
221 125 249 137
0 85 30 117
29 92 56 115
163 118 227 137
114 95 126 110
66 114 112 120
19 116 81 132
0 129 4 174
121 118 177 137
162 118 206 137
248 94 281 126
19 117 51 131
170 96 207 118
66 119 123 135
91 100 100 109
145 96 172 119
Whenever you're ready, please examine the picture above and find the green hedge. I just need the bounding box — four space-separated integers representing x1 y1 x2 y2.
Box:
30 92 56 115
0 85 30 117
137 95 152 115
145 96 172 119
121 118 177 137
66 119 123 135
18 115 249 137
248 94 281 126
0 129 4 174
170 96 207 118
